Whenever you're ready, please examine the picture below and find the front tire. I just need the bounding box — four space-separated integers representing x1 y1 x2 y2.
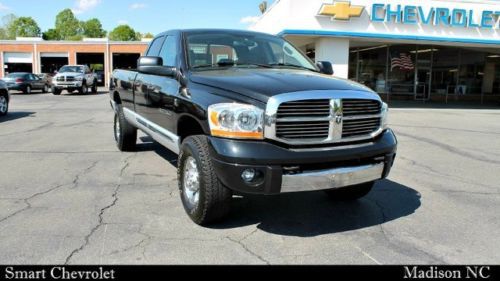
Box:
114 105 137 151
324 182 375 201
91 81 98 94
79 81 88 95
178 135 232 225
52 87 61 95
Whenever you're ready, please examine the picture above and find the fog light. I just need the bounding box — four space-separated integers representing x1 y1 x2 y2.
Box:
241 169 256 182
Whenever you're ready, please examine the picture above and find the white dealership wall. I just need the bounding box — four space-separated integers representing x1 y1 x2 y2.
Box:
250 0 500 78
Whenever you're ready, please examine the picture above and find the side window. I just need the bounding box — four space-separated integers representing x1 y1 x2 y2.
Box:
147 36 166 56
159 36 177 66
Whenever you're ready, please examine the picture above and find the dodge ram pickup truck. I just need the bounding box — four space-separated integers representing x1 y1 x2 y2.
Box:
52 65 98 95
110 29 397 225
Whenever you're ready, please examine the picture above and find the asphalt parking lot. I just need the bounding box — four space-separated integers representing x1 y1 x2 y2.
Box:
1 90 499 264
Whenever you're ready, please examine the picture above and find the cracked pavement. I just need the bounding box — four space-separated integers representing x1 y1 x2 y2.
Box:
1 90 499 264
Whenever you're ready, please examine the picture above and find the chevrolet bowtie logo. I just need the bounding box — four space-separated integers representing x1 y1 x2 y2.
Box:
319 1 364 21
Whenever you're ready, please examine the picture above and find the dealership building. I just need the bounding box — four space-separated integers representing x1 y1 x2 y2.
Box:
251 0 500 103
0 38 148 86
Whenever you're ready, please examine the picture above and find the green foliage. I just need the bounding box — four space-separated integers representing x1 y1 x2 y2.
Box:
143 32 155 38
109 25 139 41
55 9 81 40
8 17 41 38
0 14 17 39
42 28 60 40
82 18 106 38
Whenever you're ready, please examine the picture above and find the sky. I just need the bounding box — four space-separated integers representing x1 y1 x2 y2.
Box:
0 0 269 35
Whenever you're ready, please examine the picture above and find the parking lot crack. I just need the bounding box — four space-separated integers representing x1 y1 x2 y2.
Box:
0 183 65 225
226 229 269 264
64 155 135 264
397 131 500 165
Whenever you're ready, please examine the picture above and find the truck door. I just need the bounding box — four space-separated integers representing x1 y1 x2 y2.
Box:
134 35 165 121
142 35 180 133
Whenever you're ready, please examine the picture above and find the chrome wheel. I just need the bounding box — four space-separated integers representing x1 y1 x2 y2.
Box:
26 86 31 94
183 156 200 207
0 96 7 114
114 114 121 141
43 85 48 92
82 85 88 94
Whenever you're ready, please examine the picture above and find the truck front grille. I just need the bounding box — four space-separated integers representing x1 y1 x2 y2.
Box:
342 117 381 138
270 98 383 145
56 76 75 82
276 120 330 140
342 99 381 116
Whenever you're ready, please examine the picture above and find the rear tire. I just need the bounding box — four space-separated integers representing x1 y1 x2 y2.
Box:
114 105 137 151
42 84 49 93
324 182 375 201
91 81 98 94
178 135 232 225
24 85 31 94
0 94 8 116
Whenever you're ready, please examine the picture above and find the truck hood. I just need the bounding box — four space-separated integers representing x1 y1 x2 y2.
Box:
189 68 374 102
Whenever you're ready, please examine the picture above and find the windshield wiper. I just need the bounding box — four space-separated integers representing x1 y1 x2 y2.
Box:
268 63 318 72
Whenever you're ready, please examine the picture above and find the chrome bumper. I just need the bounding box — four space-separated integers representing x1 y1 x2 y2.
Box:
281 163 385 193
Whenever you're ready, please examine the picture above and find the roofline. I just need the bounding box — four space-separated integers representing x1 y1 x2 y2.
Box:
0 40 149 45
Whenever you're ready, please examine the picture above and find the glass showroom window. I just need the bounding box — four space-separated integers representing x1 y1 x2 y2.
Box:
387 45 416 97
356 45 388 94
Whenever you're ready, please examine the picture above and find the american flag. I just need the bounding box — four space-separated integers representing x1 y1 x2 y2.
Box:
391 53 414 71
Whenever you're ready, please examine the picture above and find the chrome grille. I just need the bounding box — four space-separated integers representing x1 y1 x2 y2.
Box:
269 96 383 145
342 117 381 138
56 76 76 82
276 120 330 140
342 99 381 116
277 100 330 118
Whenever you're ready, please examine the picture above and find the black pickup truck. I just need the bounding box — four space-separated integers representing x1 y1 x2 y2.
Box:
110 29 397 225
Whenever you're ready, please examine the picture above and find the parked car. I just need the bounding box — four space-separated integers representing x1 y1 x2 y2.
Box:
94 70 105 86
0 80 9 116
110 29 397 225
52 65 98 95
2 72 50 94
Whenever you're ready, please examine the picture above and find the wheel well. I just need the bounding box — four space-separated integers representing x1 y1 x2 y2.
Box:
0 90 7 100
178 116 205 142
113 91 122 104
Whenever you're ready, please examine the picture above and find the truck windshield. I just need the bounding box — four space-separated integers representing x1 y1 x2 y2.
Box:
59 66 83 73
186 32 317 72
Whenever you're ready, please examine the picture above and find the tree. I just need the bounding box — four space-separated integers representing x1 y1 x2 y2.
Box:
42 28 60 40
0 14 17 39
55 9 80 40
82 18 106 38
109 25 138 41
143 32 154 38
8 17 41 38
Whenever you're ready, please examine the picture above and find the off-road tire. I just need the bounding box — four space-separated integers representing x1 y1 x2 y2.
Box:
178 135 232 225
114 105 137 151
52 87 61 95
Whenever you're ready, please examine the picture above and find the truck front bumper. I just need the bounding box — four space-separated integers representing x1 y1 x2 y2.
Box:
208 129 397 195
52 81 83 91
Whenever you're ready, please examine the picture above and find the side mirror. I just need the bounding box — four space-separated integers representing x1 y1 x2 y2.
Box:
316 61 334 75
137 56 176 77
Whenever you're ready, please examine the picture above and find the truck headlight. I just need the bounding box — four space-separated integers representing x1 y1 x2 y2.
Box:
381 102 389 129
208 103 264 140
